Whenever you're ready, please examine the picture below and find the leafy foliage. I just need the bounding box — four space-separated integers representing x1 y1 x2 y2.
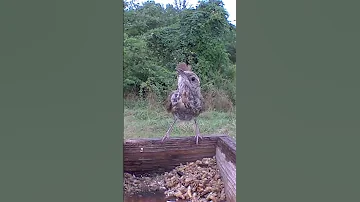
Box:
124 0 236 110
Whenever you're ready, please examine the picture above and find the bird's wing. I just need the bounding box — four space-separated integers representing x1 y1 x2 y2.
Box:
165 90 181 113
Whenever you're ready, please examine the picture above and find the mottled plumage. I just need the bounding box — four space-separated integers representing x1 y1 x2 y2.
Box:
163 62 204 144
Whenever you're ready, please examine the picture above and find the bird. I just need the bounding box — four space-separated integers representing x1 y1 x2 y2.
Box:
162 62 205 144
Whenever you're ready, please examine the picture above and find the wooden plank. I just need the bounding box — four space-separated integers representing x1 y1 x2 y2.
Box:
217 136 236 164
123 135 226 175
216 136 236 202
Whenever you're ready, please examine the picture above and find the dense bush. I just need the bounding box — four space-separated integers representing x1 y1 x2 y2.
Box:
124 0 236 111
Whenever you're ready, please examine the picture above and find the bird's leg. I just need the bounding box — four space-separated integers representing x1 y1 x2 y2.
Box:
162 118 177 142
194 118 203 144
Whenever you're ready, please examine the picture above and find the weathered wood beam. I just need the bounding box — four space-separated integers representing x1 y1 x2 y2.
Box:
216 136 236 202
123 135 227 175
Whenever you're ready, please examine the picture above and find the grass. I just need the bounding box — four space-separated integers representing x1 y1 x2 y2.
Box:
124 100 236 140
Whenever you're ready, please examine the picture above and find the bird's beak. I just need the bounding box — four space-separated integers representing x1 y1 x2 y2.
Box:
176 68 186 76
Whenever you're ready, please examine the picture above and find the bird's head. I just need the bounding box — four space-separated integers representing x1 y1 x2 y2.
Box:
177 68 201 90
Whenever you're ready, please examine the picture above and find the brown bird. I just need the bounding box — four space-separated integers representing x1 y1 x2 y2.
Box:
163 62 204 144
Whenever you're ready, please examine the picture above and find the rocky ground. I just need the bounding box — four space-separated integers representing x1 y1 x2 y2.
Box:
124 156 226 202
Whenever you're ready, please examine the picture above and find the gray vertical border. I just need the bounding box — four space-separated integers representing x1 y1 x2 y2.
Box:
238 0 360 201
236 1 241 202
0 0 124 201
120 0 125 200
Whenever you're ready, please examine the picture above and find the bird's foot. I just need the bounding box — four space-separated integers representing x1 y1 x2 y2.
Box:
194 133 203 144
162 133 170 142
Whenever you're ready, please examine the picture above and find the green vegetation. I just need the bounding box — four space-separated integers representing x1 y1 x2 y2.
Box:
124 99 236 139
124 0 236 139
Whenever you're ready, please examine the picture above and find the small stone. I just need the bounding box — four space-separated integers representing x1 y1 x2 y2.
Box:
123 156 226 201
187 186 192 198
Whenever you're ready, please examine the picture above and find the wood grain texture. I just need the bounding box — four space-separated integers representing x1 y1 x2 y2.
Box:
217 136 236 164
123 135 227 175
216 136 236 202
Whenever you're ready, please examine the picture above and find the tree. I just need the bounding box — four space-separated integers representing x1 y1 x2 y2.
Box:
123 0 236 105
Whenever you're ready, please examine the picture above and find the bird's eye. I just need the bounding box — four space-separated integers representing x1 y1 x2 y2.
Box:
191 77 196 82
